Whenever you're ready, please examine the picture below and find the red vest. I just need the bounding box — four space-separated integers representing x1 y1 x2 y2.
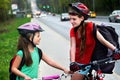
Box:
70 22 96 64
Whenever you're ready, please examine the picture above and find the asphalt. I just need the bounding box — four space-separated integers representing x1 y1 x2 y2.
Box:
31 18 120 80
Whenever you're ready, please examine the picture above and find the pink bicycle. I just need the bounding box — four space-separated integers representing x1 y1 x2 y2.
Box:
32 73 68 80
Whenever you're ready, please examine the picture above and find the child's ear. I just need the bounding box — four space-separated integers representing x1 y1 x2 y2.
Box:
81 16 84 21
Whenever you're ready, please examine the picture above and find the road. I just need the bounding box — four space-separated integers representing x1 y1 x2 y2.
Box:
38 15 71 40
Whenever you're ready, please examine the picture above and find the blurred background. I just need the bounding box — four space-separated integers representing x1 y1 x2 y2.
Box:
1 0 120 22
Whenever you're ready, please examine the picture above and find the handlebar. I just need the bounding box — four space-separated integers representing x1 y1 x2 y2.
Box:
91 57 114 65
76 57 115 69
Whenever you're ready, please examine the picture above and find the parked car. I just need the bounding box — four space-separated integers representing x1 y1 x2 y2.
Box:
60 13 70 21
108 10 120 23
40 13 47 17
52 13 56 16
89 11 96 18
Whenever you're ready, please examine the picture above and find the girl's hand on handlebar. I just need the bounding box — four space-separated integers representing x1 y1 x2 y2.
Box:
113 48 120 60
63 68 73 74
70 62 80 72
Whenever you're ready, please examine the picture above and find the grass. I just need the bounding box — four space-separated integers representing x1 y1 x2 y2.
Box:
0 18 31 80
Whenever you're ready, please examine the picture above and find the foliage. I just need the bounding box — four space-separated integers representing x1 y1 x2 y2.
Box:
0 0 31 22
11 0 30 11
37 0 120 15
0 0 11 9
0 18 30 80
0 0 11 22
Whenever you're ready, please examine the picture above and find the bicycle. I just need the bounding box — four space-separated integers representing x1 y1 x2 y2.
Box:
31 73 68 80
74 57 116 80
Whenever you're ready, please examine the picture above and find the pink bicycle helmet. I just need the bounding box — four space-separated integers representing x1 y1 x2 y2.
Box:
18 22 44 46
69 2 90 20
18 22 44 36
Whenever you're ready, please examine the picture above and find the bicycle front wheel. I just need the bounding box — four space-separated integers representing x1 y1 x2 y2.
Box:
84 75 89 80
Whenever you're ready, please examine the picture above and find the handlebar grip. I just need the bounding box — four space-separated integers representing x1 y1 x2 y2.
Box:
42 75 60 80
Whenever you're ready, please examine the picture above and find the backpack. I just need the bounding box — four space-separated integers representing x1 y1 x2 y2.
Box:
9 47 42 80
91 23 119 74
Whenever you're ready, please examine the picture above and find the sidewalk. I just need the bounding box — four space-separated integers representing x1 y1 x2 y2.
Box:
31 18 120 80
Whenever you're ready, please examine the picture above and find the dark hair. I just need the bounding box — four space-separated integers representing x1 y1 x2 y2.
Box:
69 8 86 57
79 23 86 57
68 7 83 18
17 34 33 66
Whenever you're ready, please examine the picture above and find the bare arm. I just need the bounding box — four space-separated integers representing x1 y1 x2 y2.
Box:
11 55 31 79
96 30 116 51
70 37 76 62
42 53 70 74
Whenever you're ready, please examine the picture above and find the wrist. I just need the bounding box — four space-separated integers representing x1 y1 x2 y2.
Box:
113 48 118 53
62 68 66 72
70 60 75 63
23 74 27 79
70 62 76 65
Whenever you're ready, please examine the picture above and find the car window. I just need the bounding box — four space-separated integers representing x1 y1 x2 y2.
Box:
117 12 120 14
62 13 69 16
112 12 116 15
112 11 120 15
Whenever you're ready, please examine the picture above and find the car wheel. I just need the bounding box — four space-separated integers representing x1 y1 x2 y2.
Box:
109 18 112 22
115 19 118 23
112 17 117 23
61 19 63 21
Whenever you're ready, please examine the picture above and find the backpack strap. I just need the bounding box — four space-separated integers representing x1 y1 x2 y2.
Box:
16 51 25 79
20 48 42 66
18 50 25 70
93 23 97 40
37 47 42 62
9 50 25 80
10 50 25 71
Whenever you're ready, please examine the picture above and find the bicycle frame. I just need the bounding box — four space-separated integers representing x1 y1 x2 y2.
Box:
32 74 68 80
42 74 60 80
76 57 116 80
86 65 105 80
32 57 116 80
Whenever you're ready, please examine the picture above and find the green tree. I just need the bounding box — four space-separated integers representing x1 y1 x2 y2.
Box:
0 0 11 22
36 0 120 15
11 0 32 16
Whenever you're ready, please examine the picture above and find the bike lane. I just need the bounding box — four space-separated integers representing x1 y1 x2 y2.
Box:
31 18 120 80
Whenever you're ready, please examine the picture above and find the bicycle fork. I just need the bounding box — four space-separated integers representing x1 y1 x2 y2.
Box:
96 65 104 80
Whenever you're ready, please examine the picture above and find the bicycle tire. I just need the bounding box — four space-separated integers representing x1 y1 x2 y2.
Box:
84 75 89 80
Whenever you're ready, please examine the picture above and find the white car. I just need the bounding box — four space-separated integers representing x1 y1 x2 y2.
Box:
60 13 70 21
40 13 47 17
108 10 120 23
